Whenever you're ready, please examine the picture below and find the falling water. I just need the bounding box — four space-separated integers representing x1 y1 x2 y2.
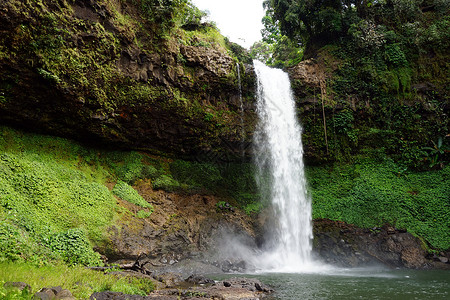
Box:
253 60 313 272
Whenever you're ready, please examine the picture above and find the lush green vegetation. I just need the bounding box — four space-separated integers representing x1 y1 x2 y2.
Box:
0 126 163 294
0 127 114 266
0 126 147 265
251 1 449 252
308 157 449 250
112 181 154 209
256 0 449 165
0 262 155 299
0 125 261 267
0 4 448 294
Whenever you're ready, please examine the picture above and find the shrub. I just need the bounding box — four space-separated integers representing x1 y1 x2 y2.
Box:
112 181 153 209
45 228 102 266
152 175 181 192
308 159 450 250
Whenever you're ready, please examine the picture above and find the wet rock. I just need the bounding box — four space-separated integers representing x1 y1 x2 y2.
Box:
217 277 274 293
152 272 184 288
438 257 449 263
313 219 436 269
212 259 250 273
185 274 215 285
145 277 273 300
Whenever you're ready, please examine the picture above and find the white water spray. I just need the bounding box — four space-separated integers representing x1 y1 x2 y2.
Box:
253 60 313 272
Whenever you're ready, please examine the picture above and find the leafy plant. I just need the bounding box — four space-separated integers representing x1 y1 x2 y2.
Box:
136 210 152 219
45 228 102 266
112 181 153 209
216 201 233 212
423 137 448 169
307 159 450 250
152 174 181 192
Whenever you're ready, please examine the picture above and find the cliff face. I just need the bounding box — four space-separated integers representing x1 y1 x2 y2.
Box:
1 1 448 166
287 49 449 165
0 0 256 158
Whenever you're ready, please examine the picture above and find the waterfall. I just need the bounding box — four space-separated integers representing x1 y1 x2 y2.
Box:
253 60 313 272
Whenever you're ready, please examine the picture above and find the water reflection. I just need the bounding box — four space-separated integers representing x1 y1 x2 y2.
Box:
212 269 450 300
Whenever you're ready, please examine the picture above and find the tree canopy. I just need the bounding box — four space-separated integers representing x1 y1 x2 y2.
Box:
264 0 450 53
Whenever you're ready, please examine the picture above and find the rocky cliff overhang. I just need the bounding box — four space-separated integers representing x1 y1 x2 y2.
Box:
0 0 256 160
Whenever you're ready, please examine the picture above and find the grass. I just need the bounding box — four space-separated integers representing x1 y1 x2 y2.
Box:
0 262 155 299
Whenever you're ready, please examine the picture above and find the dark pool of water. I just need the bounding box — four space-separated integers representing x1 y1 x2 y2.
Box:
213 267 450 300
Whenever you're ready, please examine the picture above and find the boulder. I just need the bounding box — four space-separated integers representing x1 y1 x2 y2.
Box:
313 219 439 269
185 274 215 285
33 287 75 300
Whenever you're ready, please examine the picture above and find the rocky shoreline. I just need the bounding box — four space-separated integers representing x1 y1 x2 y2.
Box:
103 184 449 276
4 217 449 299
5 275 274 300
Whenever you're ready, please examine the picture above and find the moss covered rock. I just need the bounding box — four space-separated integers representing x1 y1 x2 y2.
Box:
0 0 256 159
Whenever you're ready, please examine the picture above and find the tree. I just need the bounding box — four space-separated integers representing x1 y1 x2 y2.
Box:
251 1 303 67
268 0 346 45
